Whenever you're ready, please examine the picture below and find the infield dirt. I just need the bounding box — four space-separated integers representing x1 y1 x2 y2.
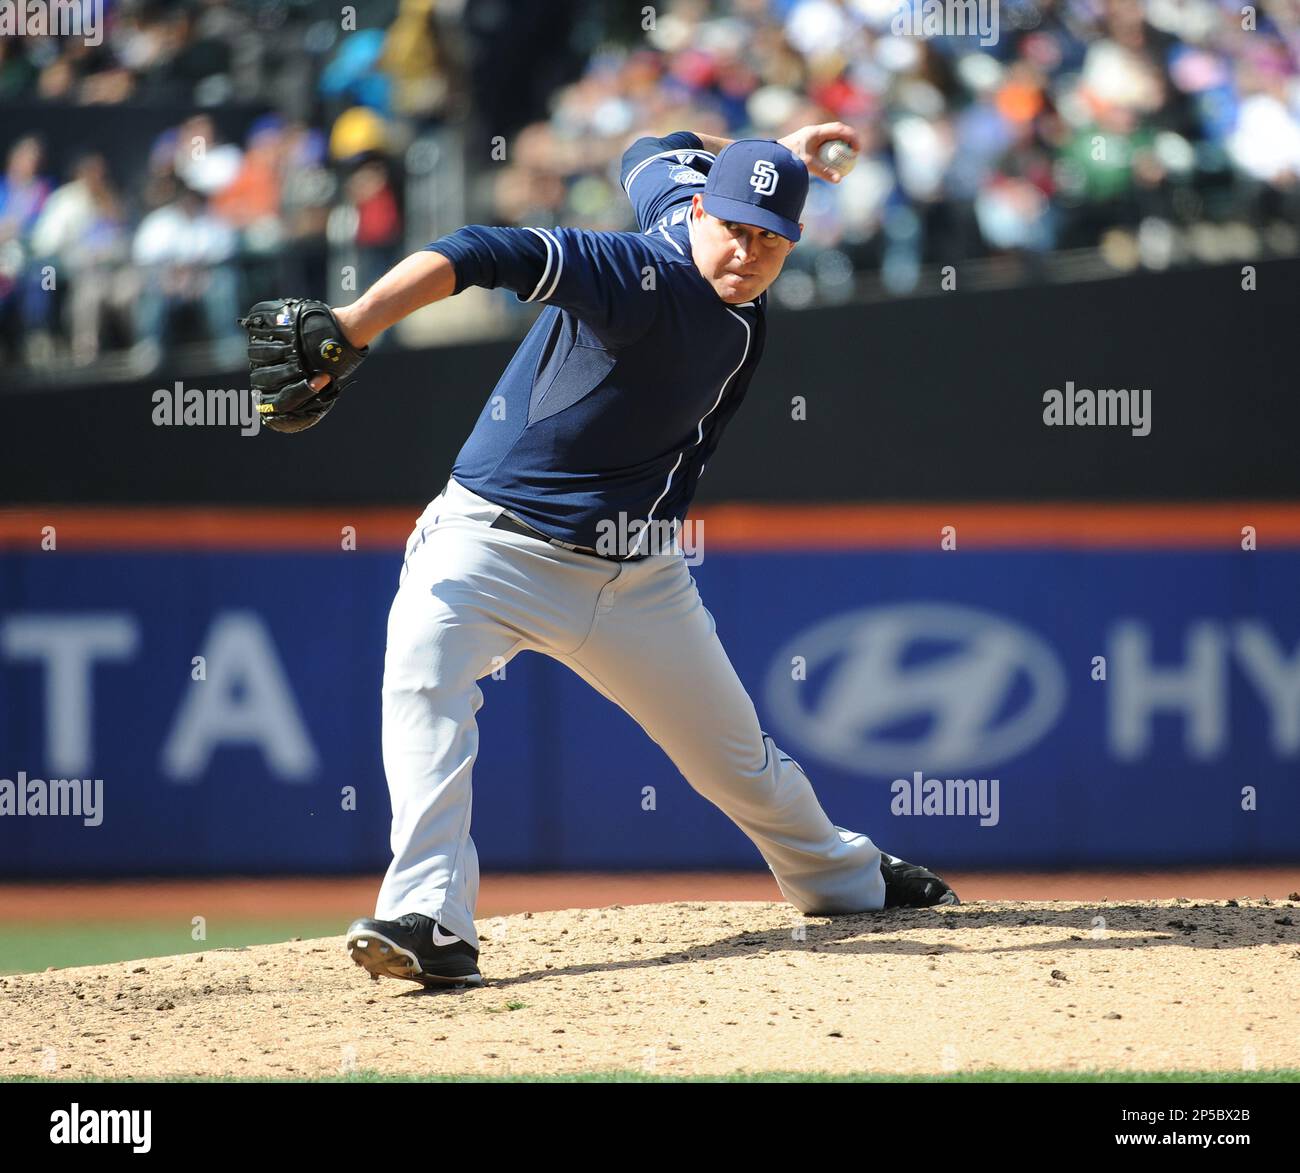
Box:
3 899 1297 1079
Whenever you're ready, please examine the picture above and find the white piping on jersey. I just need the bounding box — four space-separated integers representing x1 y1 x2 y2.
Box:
622 146 717 195
657 224 684 255
522 227 564 302
629 304 753 557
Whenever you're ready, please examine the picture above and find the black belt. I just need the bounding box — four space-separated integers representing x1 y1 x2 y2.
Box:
489 510 647 562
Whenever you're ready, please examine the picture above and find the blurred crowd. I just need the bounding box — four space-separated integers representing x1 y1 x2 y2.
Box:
494 0 1300 294
0 0 456 373
2 0 1299 374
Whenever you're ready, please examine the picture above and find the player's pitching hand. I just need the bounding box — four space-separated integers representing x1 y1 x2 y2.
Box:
239 297 369 433
778 122 861 183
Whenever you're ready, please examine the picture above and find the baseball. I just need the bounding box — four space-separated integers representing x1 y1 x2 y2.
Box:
817 138 858 176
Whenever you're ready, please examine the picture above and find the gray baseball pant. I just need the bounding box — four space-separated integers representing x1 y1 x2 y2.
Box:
375 476 886 949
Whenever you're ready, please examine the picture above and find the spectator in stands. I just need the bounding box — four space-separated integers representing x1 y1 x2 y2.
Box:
279 124 337 293
161 2 236 103
1056 101 1165 247
173 114 243 197
345 156 403 309
0 36 38 102
131 176 242 372
0 135 52 253
211 115 286 255
1227 68 1300 221
320 26 392 116
27 152 135 366
0 136 53 365
381 0 456 122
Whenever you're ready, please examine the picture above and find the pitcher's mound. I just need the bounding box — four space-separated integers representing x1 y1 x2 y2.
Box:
3 900 1296 1079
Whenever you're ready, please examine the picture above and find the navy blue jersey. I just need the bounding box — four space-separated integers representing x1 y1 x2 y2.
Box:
426 131 768 549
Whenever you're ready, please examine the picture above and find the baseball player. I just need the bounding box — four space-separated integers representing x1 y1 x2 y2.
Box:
241 123 958 990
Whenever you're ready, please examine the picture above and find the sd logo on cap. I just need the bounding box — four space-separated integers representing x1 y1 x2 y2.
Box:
702 140 809 242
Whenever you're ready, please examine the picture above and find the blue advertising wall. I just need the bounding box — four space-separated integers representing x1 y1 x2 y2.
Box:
1 543 1298 875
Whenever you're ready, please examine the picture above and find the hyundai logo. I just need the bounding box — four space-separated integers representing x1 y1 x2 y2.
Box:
764 603 1067 775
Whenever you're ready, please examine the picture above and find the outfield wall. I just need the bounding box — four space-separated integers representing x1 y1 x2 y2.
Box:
3 259 1298 506
2 505 1297 876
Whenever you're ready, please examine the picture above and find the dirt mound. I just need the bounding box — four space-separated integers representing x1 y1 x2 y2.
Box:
3 900 1297 1078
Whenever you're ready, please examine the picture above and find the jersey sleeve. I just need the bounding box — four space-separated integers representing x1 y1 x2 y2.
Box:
425 224 656 346
619 131 716 234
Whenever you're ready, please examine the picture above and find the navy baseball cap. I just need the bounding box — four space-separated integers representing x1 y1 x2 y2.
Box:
701 139 808 242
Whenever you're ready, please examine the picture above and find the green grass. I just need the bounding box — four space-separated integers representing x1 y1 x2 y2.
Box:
5 1070 1300 1084
0 919 345 975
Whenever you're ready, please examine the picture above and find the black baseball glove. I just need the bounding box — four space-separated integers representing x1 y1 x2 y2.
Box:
239 298 369 433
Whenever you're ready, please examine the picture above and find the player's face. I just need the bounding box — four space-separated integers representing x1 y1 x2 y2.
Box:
690 196 798 304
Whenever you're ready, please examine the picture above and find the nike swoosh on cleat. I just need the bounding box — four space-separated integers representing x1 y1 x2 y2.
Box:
431 924 462 947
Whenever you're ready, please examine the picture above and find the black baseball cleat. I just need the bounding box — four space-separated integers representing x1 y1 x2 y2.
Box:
346 913 484 988
879 852 961 908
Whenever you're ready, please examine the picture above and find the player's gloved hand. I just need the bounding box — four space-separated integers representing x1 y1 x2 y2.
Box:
239 297 369 433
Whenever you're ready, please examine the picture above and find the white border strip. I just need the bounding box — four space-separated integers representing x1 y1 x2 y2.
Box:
523 227 564 302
